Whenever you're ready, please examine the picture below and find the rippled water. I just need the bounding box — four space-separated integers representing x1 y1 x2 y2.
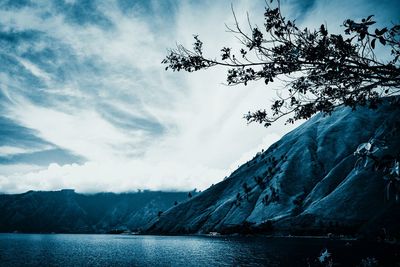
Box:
0 234 398 266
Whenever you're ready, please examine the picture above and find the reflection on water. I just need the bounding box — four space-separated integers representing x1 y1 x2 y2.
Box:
0 234 398 266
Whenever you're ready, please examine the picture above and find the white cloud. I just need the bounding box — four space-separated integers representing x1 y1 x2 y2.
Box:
0 145 53 157
17 57 52 83
0 0 397 193
9 100 138 162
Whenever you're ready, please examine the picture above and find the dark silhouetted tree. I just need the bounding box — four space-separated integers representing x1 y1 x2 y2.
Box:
262 194 269 205
162 1 400 127
254 175 266 189
384 160 400 202
242 182 251 200
235 192 241 206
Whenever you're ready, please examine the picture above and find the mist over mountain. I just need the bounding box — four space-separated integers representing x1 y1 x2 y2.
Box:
0 190 191 233
146 100 400 238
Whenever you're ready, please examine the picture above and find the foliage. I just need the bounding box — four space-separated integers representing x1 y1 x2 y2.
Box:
360 257 379 267
254 175 266 189
235 192 241 206
162 1 400 127
353 119 400 201
383 160 400 201
242 182 251 194
353 137 387 169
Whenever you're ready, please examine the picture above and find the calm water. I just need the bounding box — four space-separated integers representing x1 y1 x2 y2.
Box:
0 234 398 266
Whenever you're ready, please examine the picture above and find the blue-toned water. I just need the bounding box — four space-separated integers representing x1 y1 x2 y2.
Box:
0 234 398 266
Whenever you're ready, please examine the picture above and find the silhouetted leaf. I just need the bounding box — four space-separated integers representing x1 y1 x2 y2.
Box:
371 38 376 49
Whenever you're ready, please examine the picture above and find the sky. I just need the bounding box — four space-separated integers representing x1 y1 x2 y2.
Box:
0 0 398 193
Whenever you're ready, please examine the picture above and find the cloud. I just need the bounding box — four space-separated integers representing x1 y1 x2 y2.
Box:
0 0 398 193
0 145 50 157
9 100 138 161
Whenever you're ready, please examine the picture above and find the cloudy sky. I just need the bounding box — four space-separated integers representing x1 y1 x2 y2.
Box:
0 0 398 193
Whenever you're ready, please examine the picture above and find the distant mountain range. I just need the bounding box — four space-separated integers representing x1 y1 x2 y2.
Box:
146 99 400 239
0 190 191 233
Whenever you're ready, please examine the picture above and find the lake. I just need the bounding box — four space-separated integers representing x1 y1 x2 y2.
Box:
0 234 398 266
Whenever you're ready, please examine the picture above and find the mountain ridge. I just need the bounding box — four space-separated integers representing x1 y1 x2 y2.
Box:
145 99 400 238
0 189 192 233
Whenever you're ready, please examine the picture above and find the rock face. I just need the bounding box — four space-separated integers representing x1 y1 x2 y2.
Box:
0 190 190 233
146 101 400 237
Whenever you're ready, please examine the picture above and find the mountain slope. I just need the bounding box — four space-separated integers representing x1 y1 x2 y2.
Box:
146 100 400 237
0 190 190 233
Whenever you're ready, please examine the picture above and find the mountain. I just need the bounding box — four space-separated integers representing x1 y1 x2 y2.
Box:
0 189 191 233
146 99 400 238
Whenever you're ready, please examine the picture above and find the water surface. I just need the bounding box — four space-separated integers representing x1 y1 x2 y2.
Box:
0 234 398 266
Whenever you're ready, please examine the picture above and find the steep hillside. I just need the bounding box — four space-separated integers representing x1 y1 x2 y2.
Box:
146 100 400 238
0 190 191 233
